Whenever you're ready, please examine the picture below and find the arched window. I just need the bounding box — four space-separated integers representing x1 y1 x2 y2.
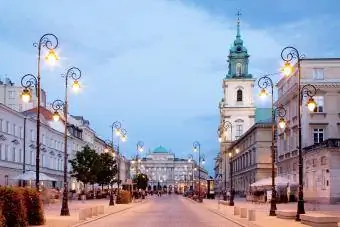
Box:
236 63 242 76
237 89 243 102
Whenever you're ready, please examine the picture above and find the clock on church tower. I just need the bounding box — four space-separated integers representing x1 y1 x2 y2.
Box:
219 12 255 141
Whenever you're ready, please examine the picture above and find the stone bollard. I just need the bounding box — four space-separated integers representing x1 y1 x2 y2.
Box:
92 206 98 216
234 206 240 215
86 207 93 218
78 209 87 220
98 205 104 214
240 207 247 218
248 209 256 221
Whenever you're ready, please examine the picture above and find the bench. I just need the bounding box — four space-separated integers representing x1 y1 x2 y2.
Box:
276 210 296 220
300 213 338 227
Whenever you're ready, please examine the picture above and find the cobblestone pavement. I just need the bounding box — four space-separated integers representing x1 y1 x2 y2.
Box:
81 195 242 227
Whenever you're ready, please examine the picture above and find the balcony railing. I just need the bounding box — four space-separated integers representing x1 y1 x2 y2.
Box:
303 138 340 152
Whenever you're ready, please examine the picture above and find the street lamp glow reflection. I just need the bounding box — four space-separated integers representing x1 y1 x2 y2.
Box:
278 117 286 129
307 98 317 112
52 111 60 122
45 49 59 66
72 80 80 92
282 61 293 77
259 88 269 98
21 89 31 103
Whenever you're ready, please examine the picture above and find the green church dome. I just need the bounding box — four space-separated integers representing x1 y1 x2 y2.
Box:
153 146 169 153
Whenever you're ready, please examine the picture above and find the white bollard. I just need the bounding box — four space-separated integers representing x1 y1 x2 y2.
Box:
248 209 256 221
234 206 240 215
240 207 247 218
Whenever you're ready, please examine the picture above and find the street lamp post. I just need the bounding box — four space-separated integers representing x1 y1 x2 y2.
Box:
20 34 59 190
228 151 234 206
51 66 82 216
111 121 127 196
218 120 232 201
136 141 144 175
188 154 194 189
281 47 318 220
104 140 117 206
193 141 203 203
258 74 287 216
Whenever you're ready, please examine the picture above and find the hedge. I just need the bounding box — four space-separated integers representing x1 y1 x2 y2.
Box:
0 202 5 227
0 187 45 226
0 187 28 227
20 188 45 225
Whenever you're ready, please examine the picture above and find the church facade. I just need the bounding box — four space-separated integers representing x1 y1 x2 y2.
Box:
216 15 272 195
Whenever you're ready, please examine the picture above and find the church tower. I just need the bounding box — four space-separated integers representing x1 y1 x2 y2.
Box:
219 12 255 142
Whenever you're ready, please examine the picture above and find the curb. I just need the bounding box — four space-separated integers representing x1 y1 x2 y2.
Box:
71 200 149 226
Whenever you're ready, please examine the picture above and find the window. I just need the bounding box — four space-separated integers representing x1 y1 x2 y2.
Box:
0 144 3 160
30 130 34 141
321 156 327 165
12 124 16 136
313 68 324 80
313 128 324 144
237 89 243 102
5 121 9 133
236 63 242 76
0 119 2 132
8 90 15 99
20 127 23 139
236 124 243 137
313 96 324 112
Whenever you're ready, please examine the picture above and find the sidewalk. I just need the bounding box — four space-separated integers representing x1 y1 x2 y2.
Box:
201 198 340 227
37 198 146 227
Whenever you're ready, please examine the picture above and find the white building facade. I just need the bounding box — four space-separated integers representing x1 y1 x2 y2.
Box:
276 58 340 204
131 146 208 192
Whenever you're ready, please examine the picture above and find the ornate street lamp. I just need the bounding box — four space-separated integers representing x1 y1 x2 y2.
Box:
258 74 287 216
281 46 317 220
111 121 127 197
193 141 204 203
51 67 82 216
136 141 144 175
218 120 232 201
228 147 240 206
20 34 59 190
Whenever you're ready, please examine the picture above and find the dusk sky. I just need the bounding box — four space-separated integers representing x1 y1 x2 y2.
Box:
0 0 339 175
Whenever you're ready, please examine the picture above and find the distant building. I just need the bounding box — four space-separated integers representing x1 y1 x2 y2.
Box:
276 58 340 204
131 146 208 192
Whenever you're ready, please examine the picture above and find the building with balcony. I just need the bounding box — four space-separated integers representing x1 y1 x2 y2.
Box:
276 58 340 204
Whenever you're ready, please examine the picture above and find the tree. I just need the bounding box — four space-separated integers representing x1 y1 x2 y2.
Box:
69 145 99 192
96 152 118 188
133 173 149 190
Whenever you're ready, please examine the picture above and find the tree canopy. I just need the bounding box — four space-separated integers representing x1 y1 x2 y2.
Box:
69 145 118 188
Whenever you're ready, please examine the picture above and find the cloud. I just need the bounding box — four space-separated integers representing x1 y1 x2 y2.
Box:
3 0 330 174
